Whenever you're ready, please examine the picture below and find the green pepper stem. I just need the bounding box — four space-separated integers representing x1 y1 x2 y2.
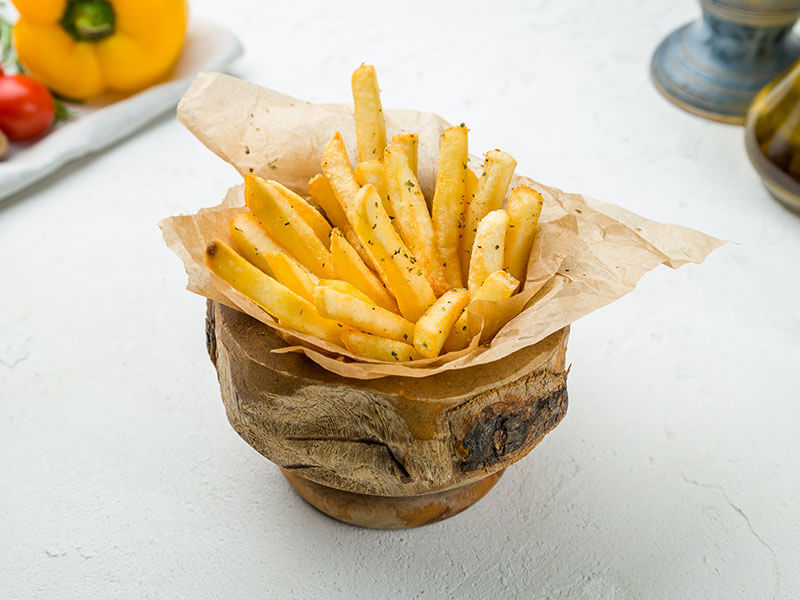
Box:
60 0 115 42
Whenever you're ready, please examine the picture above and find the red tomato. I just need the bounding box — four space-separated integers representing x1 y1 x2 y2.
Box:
0 67 56 141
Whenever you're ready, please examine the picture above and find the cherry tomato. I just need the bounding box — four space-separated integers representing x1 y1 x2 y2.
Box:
0 66 56 141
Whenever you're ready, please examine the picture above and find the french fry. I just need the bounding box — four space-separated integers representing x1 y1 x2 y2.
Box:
354 160 394 219
269 180 331 247
432 125 469 289
308 173 349 231
384 144 449 295
230 212 320 301
468 209 509 292
245 174 334 278
331 229 398 313
353 184 436 321
340 328 418 362
464 167 480 218
266 252 320 301
460 150 516 281
504 184 544 283
315 278 375 304
321 132 362 221
413 288 470 358
458 167 480 281
443 270 519 352
351 64 386 162
391 132 418 176
205 239 341 344
229 211 286 276
313 283 415 343
308 173 375 270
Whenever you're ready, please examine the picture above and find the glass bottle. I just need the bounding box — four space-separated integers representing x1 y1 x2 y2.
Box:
745 59 800 212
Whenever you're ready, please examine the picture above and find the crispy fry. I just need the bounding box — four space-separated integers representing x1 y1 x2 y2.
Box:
231 212 320 301
432 125 469 289
316 278 375 304
464 167 480 217
267 252 320 301
331 229 398 313
308 173 376 270
391 132 418 176
351 64 386 162
384 144 448 295
340 328 418 362
313 283 415 343
353 184 436 321
458 167 480 281
504 184 544 283
354 160 394 219
229 211 286 276
460 150 516 280
443 270 519 352
308 173 349 231
205 239 340 344
245 174 334 278
468 209 509 292
321 132 362 221
269 180 331 247
473 269 520 300
413 288 470 358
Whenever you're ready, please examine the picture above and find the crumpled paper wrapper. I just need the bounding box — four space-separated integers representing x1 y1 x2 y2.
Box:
160 72 725 380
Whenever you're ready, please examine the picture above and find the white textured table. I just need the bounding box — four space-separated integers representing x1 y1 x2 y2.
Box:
2 1 798 598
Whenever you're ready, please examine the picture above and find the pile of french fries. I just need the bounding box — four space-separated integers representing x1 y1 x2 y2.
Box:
205 65 543 362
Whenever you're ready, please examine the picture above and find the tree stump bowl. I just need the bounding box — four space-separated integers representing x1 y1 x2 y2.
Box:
206 300 570 529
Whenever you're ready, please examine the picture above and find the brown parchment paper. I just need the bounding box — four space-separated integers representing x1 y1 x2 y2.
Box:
160 72 725 380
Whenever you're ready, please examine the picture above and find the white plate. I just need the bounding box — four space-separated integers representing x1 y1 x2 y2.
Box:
0 18 243 201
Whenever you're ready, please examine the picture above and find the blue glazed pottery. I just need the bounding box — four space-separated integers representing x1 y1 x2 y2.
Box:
651 0 800 124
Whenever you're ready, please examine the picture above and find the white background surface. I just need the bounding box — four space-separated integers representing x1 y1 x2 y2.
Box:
2 1 798 598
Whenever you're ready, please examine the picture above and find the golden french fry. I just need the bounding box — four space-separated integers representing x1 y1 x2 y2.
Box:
468 209 509 292
384 144 448 295
205 239 340 344
460 150 516 280
351 64 386 162
340 328 418 362
504 184 544 283
229 211 285 276
245 174 334 279
458 167 480 281
432 125 469 289
269 180 331 247
313 283 415 343
443 270 519 352
353 184 436 321
308 173 348 231
413 288 470 358
354 160 394 219
473 269 520 299
230 213 320 301
230 212 320 301
321 132 361 222
391 132 418 176
464 167 481 206
308 173 376 270
331 229 398 313
316 278 375 305
266 252 319 302
464 167 479 217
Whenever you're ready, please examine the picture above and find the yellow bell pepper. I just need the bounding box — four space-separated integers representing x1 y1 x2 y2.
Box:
12 0 188 100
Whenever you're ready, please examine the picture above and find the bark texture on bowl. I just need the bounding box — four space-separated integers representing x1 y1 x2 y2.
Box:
207 300 569 497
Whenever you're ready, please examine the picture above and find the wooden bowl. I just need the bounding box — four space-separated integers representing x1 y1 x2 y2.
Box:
206 300 569 529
